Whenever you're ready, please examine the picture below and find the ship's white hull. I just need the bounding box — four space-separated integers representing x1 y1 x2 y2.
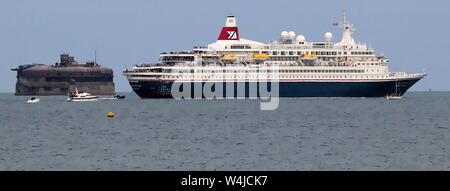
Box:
67 98 98 102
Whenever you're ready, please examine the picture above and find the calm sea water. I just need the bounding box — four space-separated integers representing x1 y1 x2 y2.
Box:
0 92 449 170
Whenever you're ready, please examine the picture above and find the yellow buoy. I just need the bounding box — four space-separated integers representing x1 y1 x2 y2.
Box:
107 112 114 117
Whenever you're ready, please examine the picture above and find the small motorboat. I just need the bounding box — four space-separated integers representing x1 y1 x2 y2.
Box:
67 88 98 102
386 95 402 100
386 81 402 100
26 97 40 104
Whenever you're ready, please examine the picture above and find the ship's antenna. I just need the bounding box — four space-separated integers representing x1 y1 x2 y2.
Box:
337 10 356 45
94 50 97 66
342 10 347 26
341 10 353 30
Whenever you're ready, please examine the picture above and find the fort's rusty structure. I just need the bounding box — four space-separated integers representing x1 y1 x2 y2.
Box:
12 54 115 95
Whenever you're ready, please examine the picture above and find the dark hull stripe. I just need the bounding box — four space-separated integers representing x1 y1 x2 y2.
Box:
128 78 423 98
127 77 421 82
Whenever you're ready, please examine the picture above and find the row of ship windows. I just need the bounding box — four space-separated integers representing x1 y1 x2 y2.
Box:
268 56 298 61
140 69 367 73
277 69 366 73
259 62 383 66
266 58 383 64
230 45 251 49
264 51 374 56
132 75 388 79
351 52 373 55
264 62 350 66
358 63 379 66
215 51 374 56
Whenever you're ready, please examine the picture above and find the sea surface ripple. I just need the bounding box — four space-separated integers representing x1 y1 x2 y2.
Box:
0 92 449 170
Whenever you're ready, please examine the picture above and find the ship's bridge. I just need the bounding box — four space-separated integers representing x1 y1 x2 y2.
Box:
204 38 265 50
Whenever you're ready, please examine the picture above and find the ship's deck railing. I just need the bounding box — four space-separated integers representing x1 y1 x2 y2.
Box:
160 51 195 55
389 72 427 78
193 46 209 49
136 63 164 67
129 62 374 69
267 45 345 50
389 72 407 76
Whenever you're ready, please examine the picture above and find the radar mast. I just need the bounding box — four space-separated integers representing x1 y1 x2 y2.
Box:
336 11 356 45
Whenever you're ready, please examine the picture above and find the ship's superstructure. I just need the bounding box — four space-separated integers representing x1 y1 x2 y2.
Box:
12 54 115 95
124 14 426 98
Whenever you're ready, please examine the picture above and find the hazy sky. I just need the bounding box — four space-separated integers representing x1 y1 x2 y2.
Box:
1 0 449 92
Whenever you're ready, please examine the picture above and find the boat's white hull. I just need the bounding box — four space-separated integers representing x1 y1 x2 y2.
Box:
26 99 40 104
67 98 98 102
386 96 402 100
98 97 117 101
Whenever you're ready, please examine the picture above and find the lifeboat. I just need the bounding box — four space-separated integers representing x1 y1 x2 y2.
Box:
251 54 269 62
252 54 269 59
301 54 317 61
200 53 217 57
222 54 237 60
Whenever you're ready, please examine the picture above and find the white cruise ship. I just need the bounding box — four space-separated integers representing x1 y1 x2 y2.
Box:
124 13 426 98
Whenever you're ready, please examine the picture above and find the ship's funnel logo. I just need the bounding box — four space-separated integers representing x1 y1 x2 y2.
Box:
227 31 237 39
218 27 239 40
